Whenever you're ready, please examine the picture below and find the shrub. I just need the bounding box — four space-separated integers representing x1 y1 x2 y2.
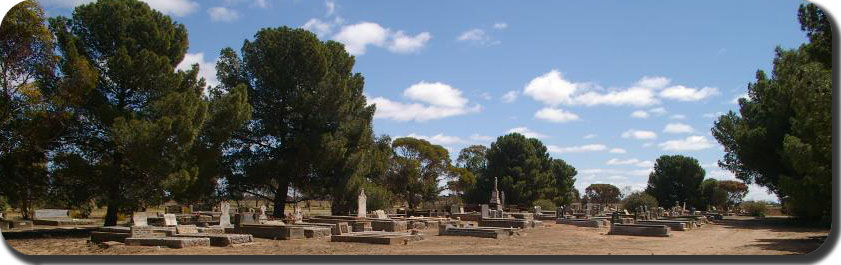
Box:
622 191 658 211
741 201 768 217
362 182 393 211
532 199 556 210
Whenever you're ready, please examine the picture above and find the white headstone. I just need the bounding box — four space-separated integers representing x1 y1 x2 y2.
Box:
34 209 69 219
258 205 268 222
292 205 303 224
357 188 367 218
219 202 231 227
374 210 388 219
163 213 178 226
131 212 148 227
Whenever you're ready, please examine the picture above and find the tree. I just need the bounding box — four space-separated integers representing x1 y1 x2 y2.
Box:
48 0 207 226
449 145 486 199
718 180 748 211
700 179 727 211
0 0 60 219
548 158 577 207
222 27 376 217
584 184 620 206
385 137 449 210
711 3 831 222
645 155 705 208
481 133 552 206
622 191 658 212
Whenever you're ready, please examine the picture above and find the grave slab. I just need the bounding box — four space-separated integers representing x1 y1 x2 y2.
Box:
124 237 210 248
330 232 423 245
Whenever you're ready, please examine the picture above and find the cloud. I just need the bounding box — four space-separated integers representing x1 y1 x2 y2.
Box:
406 133 464 145
534 107 580 123
523 70 577 106
302 18 334 37
176 52 218 88
609 148 627 154
369 97 480 122
42 0 199 16
659 86 719 101
659 135 715 151
663 123 695 134
621 129 657 140
507 127 547 139
670 114 687 120
606 158 652 167
470 134 495 142
631 110 649 119
325 0 336 16
387 31 432 54
649 107 667 115
548 144 607 154
403 81 468 108
492 22 508 29
501 90 518 103
208 7 239 22
456 28 500 46
331 22 431 55
584 134 597 139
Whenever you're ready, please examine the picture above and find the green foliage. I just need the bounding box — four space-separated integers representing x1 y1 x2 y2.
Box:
645 155 705 208
700 179 727 210
718 180 748 210
622 191 658 211
584 184 620 205
386 137 450 209
48 0 206 226
711 3 831 222
361 182 393 211
741 201 769 217
532 199 556 210
0 195 8 213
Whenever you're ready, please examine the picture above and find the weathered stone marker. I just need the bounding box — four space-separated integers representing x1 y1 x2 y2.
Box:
130 226 156 238
163 214 178 226
34 209 69 219
131 212 148 227
219 202 231 227
480 204 490 219
357 188 367 218
258 205 268 223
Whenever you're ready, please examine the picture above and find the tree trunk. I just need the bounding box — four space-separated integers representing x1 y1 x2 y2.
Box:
272 180 289 218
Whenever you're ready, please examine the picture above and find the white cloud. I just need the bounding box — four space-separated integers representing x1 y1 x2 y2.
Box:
142 0 200 16
608 175 627 180
606 158 653 168
208 7 239 22
176 52 218 88
534 107 580 123
42 0 199 16
368 97 480 122
659 85 719 101
663 123 695 134
331 22 431 55
501 90 518 103
609 148 626 154
507 127 547 139
670 114 687 120
333 22 389 55
649 107 667 115
403 81 468 108
636 76 670 89
325 0 336 16
621 129 657 140
548 144 607 154
492 22 508 29
631 110 649 119
584 134 597 139
523 70 577 106
406 133 464 145
573 87 659 106
387 31 432 54
457 28 499 46
302 18 334 37
659 135 715 151
469 134 494 142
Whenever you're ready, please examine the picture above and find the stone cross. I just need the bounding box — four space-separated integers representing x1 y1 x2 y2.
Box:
219 202 231 227
357 188 367 218
293 205 303 223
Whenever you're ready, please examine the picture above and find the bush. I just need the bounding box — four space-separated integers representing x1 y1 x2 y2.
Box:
532 199 556 210
622 191 658 211
0 196 8 213
741 201 768 217
362 182 393 211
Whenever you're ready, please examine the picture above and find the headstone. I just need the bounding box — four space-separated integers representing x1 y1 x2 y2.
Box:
533 206 543 215
219 202 231 227
611 211 621 224
500 191 506 209
176 225 199 234
131 212 148 227
292 206 303 223
357 188 367 218
489 177 501 207
373 209 388 219
34 209 69 219
165 205 182 214
236 213 256 225
130 226 155 238
258 205 268 222
480 204 490 218
163 214 178 226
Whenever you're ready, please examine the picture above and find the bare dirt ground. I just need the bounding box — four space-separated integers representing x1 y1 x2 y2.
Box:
3 216 829 255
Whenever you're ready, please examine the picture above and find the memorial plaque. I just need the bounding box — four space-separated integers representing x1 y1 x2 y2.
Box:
163 214 178 226
132 212 148 227
176 225 199 234
130 226 155 238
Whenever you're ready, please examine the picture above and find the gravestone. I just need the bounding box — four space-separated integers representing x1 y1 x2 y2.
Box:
34 209 69 219
373 210 388 219
357 188 367 218
176 225 199 234
533 206 543 215
163 214 178 226
292 206 303 224
480 204 490 219
500 191 506 210
130 226 155 238
258 205 268 223
236 213 256 225
131 212 148 227
219 202 231 227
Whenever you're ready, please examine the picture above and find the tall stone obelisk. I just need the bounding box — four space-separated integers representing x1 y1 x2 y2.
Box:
489 177 501 210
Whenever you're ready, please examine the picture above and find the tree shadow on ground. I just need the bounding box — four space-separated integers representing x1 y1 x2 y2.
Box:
716 217 829 233
743 236 827 255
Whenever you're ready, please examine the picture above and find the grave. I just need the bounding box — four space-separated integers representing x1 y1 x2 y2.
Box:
258 206 268 223
555 218 604 228
352 221 373 232
163 214 178 226
357 189 367 218
234 223 305 240
219 202 232 227
636 220 689 231
438 224 514 239
330 231 424 245
169 225 253 246
131 212 149 227
607 224 671 237
125 237 210 248
297 221 349 235
31 209 96 226
478 218 534 229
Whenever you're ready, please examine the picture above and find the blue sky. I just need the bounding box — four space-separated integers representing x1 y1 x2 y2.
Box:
40 0 814 202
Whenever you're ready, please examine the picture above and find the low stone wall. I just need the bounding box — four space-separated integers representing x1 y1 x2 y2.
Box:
234 224 305 240
478 218 532 229
608 224 670 237
637 220 688 231
124 237 210 248
32 218 96 226
371 220 408 232
171 233 253 246
438 225 511 239
555 219 602 228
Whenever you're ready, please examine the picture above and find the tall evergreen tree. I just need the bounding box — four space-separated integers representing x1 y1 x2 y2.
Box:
386 137 449 210
645 155 705 208
48 0 207 226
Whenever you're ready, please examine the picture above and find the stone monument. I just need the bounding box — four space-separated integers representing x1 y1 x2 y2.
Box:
258 205 268 223
357 188 367 218
489 177 501 210
219 202 231 227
